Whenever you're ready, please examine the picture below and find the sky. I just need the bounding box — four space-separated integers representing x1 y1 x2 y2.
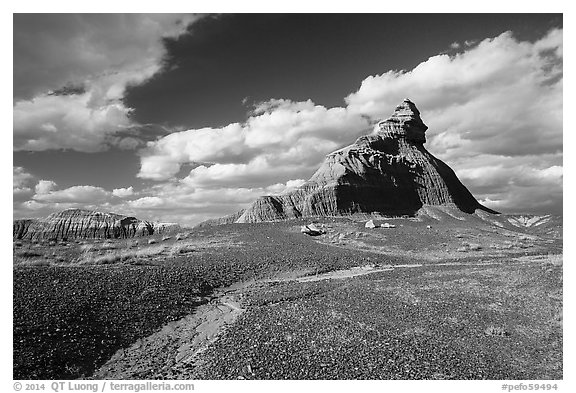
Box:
12 13 563 226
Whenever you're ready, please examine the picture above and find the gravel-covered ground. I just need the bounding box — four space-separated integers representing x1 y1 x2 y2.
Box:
13 265 211 379
13 220 398 379
13 218 562 380
190 258 562 380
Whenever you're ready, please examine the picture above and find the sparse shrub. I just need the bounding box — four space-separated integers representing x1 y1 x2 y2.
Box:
133 245 165 258
180 246 194 254
485 325 510 337
460 242 481 251
16 250 43 258
148 239 157 245
100 241 117 251
90 253 122 265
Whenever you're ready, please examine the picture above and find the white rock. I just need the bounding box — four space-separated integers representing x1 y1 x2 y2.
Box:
365 220 378 229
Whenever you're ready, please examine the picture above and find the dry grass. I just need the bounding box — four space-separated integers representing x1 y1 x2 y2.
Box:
78 235 244 265
99 241 118 251
19 259 52 267
81 244 168 265
168 244 196 256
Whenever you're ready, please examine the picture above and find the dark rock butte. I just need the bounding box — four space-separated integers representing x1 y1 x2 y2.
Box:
235 99 498 223
13 208 180 241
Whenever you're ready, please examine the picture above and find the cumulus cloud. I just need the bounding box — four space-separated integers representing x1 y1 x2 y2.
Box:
34 180 58 195
112 186 135 198
450 153 563 214
138 99 370 183
14 178 121 219
13 167 35 197
13 14 202 152
116 179 309 225
128 196 164 209
33 181 111 203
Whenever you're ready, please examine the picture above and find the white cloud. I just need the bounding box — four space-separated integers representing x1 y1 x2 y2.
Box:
35 180 58 195
117 179 309 225
13 167 35 190
138 99 370 183
112 186 134 198
128 196 164 209
13 14 202 152
33 182 111 204
452 153 562 214
14 94 133 152
13 167 36 207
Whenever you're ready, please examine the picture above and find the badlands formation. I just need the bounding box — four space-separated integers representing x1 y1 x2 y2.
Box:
231 99 498 223
13 208 179 241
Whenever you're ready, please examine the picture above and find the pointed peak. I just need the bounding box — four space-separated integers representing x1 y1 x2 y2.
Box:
375 99 428 144
392 98 422 120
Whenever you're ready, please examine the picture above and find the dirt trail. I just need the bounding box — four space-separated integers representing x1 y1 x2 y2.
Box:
92 288 247 379
91 256 558 379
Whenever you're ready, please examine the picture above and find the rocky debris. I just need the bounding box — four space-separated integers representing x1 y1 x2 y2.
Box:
13 209 180 241
300 223 326 236
365 220 396 229
231 99 497 224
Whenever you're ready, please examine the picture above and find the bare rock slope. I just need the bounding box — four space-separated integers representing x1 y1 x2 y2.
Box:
13 209 180 241
236 99 497 223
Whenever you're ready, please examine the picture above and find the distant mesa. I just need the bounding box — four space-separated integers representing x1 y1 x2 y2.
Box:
13 208 180 241
215 99 498 225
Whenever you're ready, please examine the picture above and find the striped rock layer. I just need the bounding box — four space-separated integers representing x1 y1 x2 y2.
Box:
13 209 179 241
